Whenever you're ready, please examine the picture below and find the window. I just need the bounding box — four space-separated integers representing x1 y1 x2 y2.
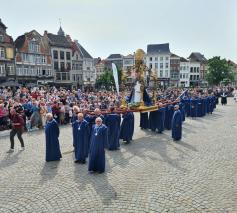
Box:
42 56 46 64
66 52 71 60
197 75 199 80
165 63 169 68
0 35 3 42
60 51 64 60
54 62 59 70
149 63 152 69
194 67 196 73
66 62 71 70
165 70 168 77
53 50 58 59
0 47 5 59
190 67 193 73
160 63 163 69
60 62 65 71
155 57 158 61
7 65 14 75
155 63 158 69
197 67 199 73
160 70 163 78
180 74 182 79
42 69 46 76
190 75 193 80
166 57 169 61
0 64 5 75
160 57 163 61
149 57 152 62
29 42 39 53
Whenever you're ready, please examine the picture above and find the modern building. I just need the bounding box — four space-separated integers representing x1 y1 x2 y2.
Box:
179 57 190 87
0 19 15 83
105 54 123 70
146 43 171 87
188 52 207 86
74 40 95 88
170 53 180 87
15 30 53 85
44 27 72 88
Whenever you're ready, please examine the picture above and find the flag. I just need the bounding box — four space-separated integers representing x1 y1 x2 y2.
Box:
112 63 119 95
177 89 188 100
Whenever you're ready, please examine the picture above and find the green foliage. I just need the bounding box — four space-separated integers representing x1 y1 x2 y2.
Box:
206 56 234 85
95 66 122 89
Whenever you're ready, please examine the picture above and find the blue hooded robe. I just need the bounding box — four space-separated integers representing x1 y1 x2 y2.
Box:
72 119 90 162
104 113 121 150
120 112 134 143
190 98 198 118
88 124 108 173
157 107 166 133
45 119 62 162
171 110 182 141
165 104 174 130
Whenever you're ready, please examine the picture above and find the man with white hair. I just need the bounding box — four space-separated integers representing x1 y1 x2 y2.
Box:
88 117 108 173
72 113 90 164
45 113 62 162
171 105 182 141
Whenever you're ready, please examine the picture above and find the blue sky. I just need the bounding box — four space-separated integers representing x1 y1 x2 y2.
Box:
1 0 236 61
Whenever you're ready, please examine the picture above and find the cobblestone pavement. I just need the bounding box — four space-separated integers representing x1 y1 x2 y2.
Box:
0 99 237 213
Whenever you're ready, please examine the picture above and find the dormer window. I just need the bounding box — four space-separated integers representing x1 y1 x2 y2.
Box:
0 47 5 59
29 41 39 53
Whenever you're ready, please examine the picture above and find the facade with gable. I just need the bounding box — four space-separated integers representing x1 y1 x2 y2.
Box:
0 19 15 83
188 52 207 86
44 27 72 87
15 30 53 84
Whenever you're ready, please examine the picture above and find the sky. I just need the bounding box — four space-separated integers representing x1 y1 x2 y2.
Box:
1 0 236 61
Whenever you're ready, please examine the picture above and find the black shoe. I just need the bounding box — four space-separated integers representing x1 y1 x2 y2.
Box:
74 160 80 163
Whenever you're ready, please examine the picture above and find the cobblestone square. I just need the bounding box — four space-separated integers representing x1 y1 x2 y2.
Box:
0 100 237 212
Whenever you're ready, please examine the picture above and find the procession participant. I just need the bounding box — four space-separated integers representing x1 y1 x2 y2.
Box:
164 103 174 130
190 97 198 118
178 102 186 121
140 112 149 129
148 110 157 132
120 111 134 144
71 105 80 123
72 113 90 164
157 104 166 133
6 108 25 153
171 105 182 141
104 107 121 150
88 117 108 173
45 113 62 162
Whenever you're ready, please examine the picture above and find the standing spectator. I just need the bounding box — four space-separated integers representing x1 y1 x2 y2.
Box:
7 108 25 153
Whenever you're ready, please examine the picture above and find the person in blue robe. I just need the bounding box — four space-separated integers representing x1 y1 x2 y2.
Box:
140 112 149 129
45 113 62 162
156 106 166 133
179 102 186 122
120 112 134 144
165 104 174 130
88 117 108 173
72 113 90 164
197 98 203 117
171 105 182 141
190 98 198 118
149 110 158 132
104 108 121 150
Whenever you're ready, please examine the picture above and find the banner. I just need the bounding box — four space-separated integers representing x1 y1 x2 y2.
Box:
112 63 119 95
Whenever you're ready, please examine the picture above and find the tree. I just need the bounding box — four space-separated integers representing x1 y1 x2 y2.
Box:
206 56 234 85
95 66 122 90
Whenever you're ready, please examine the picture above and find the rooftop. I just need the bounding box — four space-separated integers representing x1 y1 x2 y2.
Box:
188 52 207 62
147 43 170 54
